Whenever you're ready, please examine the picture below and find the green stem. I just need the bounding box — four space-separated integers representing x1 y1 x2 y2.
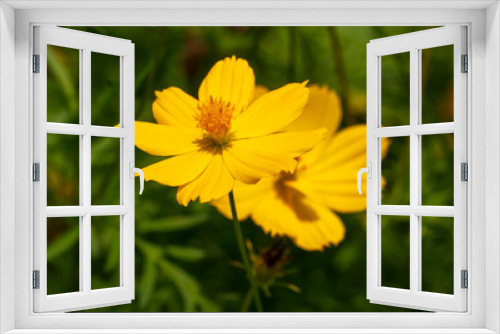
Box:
327 26 355 125
139 27 167 118
228 191 263 312
288 26 296 82
240 288 254 312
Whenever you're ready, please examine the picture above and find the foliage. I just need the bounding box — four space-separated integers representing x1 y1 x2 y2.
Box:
45 26 453 312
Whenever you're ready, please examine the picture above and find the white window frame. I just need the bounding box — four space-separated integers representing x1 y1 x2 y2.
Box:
1 1 499 333
32 26 136 313
366 26 468 312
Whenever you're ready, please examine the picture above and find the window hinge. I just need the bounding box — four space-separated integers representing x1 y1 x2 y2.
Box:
33 54 40 73
461 162 468 181
461 54 468 73
33 163 40 182
461 270 468 289
33 270 40 289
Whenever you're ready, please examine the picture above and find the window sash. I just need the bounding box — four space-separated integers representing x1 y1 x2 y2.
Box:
366 26 468 312
32 26 135 313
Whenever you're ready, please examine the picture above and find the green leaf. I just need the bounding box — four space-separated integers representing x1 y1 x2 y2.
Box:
137 213 209 233
90 222 99 258
158 258 198 311
139 259 158 308
196 295 220 312
136 237 219 311
47 47 78 111
135 59 155 90
158 258 219 312
136 237 162 261
164 245 206 262
104 235 121 272
47 226 79 261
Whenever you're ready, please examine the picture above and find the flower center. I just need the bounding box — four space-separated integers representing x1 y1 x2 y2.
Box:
195 96 235 146
274 171 318 222
274 172 299 201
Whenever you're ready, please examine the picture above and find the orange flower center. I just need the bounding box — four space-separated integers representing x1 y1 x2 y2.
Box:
195 96 235 146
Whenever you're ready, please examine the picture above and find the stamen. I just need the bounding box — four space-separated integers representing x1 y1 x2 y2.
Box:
195 96 235 146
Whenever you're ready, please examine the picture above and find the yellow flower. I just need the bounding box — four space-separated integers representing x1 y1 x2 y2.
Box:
212 85 390 251
135 56 326 206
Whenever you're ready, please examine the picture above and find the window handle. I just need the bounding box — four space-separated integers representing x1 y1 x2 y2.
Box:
357 162 372 195
130 162 144 195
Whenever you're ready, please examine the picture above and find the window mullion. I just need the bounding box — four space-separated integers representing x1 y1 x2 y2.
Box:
122 50 135 293
119 55 124 288
78 48 84 293
409 48 420 294
82 48 92 294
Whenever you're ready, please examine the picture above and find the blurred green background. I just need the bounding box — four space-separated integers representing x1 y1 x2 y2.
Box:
45 26 455 312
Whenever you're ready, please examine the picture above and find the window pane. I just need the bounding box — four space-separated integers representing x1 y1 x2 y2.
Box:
47 45 80 124
91 216 121 290
421 45 454 124
421 216 454 295
381 136 410 205
381 215 410 290
91 137 121 206
47 217 80 295
421 134 454 206
381 52 410 127
47 134 80 206
91 52 120 127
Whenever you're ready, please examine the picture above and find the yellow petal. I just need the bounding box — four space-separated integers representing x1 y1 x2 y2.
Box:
211 179 273 220
222 129 325 184
316 191 367 213
232 83 310 139
299 124 390 213
176 153 235 206
283 84 342 139
282 176 317 200
305 178 367 213
142 150 214 187
297 140 330 169
381 134 391 158
252 191 346 251
309 124 367 173
299 171 388 214
234 128 326 156
135 121 202 156
253 85 269 101
309 126 388 173
307 125 391 175
198 56 255 115
153 87 199 130
223 144 295 184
